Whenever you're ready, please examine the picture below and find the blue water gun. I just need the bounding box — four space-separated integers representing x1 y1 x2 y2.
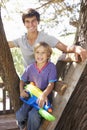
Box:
20 83 56 121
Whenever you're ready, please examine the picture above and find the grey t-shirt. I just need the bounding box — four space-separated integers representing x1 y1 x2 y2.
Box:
13 31 58 67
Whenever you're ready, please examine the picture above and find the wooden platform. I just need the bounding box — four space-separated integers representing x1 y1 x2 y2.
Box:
0 114 19 130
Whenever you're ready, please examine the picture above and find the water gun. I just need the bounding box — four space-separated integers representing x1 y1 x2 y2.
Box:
20 82 56 121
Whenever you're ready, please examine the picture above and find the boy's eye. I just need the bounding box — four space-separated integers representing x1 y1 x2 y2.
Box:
25 18 37 24
41 52 45 54
36 51 39 54
36 52 46 54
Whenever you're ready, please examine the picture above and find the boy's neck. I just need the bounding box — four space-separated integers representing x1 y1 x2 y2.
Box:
36 62 48 69
27 30 38 39
27 31 38 45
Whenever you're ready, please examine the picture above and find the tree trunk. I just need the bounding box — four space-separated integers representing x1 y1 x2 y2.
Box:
55 0 87 130
0 8 21 112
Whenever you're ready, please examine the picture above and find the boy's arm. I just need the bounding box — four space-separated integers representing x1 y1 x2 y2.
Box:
8 41 16 48
38 82 54 108
43 82 54 97
55 41 87 62
20 80 29 98
20 80 25 93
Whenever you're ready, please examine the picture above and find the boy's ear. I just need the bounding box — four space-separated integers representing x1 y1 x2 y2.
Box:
47 54 50 59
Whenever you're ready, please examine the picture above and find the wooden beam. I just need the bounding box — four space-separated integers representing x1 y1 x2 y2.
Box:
39 60 87 130
54 81 68 95
57 53 81 63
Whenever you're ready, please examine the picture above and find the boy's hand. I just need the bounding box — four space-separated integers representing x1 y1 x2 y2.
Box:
20 90 29 98
74 46 87 62
37 93 48 108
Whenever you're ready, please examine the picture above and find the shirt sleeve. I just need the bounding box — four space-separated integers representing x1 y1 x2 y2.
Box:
40 31 59 48
12 34 26 47
21 66 30 82
48 63 57 83
13 37 21 47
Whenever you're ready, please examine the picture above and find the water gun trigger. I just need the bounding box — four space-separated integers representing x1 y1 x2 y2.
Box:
43 102 53 113
25 90 33 97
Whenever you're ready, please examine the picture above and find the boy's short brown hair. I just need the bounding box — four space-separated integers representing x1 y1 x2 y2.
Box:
22 8 40 23
34 42 52 58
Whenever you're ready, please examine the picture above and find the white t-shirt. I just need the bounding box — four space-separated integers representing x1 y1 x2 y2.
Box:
13 31 58 67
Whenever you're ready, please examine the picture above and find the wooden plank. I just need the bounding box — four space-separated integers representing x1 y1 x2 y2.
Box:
39 60 87 130
54 81 68 95
0 114 19 130
3 89 6 114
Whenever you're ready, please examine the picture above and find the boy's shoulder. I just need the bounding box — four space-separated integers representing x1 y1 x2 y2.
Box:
48 61 56 67
26 62 35 70
39 31 49 37
49 61 55 65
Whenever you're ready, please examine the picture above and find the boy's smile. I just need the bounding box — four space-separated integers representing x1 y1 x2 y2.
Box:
35 46 49 67
24 16 39 33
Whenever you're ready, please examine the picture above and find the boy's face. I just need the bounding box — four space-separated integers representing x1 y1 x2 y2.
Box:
24 16 39 33
35 46 49 65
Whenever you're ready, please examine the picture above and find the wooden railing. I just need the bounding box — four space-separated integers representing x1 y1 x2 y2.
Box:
0 82 14 115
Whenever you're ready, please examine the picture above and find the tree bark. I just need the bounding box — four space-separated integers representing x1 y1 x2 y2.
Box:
55 0 87 130
0 8 21 112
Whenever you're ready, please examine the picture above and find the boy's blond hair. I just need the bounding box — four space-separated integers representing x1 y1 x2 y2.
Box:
34 42 52 58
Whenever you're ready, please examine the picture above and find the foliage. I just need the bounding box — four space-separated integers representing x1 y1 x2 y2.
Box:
35 0 80 35
11 48 24 77
1 0 81 36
